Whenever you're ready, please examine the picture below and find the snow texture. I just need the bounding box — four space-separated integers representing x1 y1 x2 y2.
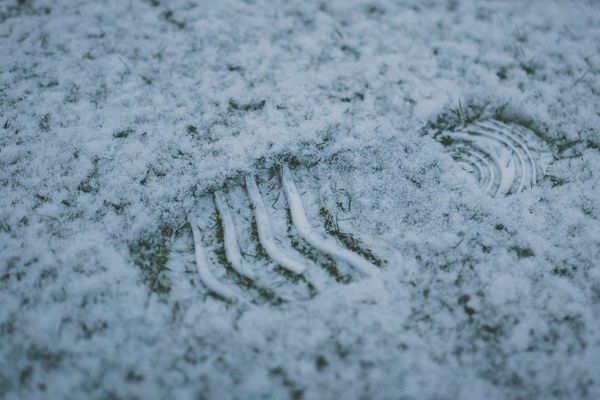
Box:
1 0 600 399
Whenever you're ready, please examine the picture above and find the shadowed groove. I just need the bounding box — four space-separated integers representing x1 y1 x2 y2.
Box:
281 164 379 277
453 142 502 197
214 190 255 280
478 120 538 186
284 206 351 284
189 219 241 303
472 128 525 184
466 124 528 192
213 194 286 305
245 175 312 275
454 149 490 194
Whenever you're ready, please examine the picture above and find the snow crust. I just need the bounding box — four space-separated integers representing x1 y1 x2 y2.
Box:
1 0 599 399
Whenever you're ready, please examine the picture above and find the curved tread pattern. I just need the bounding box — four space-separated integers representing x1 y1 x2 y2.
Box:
440 119 551 197
281 165 379 277
190 219 241 303
245 175 311 275
214 191 256 280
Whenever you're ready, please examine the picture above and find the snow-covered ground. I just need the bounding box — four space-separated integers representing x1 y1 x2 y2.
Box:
1 0 600 398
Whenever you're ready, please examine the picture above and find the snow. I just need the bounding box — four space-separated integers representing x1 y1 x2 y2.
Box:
1 0 600 399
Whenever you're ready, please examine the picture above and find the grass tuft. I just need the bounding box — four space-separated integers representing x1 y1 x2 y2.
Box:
129 225 177 295
228 99 266 112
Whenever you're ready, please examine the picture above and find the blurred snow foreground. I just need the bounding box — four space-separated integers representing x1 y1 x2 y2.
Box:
1 0 600 399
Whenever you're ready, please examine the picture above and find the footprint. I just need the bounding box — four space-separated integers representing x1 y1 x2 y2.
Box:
437 120 553 197
187 164 383 304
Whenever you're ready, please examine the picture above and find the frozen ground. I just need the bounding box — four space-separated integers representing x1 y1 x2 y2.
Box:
1 0 600 399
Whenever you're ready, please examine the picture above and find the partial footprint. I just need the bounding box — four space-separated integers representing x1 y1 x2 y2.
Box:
437 120 553 197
